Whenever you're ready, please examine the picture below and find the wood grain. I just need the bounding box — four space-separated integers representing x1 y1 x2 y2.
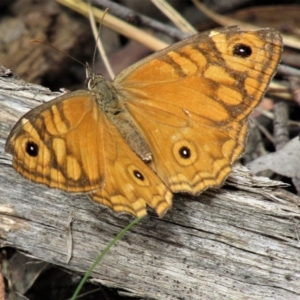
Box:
1 73 300 299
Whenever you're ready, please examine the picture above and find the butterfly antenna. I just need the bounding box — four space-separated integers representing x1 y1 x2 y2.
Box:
88 5 115 80
31 40 86 69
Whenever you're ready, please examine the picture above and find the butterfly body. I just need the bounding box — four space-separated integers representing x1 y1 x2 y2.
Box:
5 27 283 217
85 71 150 160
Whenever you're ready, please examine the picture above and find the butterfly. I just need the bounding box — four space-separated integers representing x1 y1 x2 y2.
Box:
5 26 283 217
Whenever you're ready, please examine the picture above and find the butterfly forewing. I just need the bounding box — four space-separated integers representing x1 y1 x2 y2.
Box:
5 92 106 192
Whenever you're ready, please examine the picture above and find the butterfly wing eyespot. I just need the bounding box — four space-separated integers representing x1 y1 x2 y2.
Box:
173 141 198 167
179 147 191 159
133 170 145 181
232 43 252 57
25 141 39 157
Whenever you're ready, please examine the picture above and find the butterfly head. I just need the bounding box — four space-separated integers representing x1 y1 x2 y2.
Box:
84 63 104 91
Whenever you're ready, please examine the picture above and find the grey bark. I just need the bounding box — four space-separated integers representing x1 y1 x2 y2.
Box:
0 74 300 300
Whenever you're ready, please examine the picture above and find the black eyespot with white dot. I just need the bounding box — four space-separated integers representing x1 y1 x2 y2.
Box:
133 170 144 181
233 43 252 58
25 141 39 157
179 146 191 159
173 141 197 166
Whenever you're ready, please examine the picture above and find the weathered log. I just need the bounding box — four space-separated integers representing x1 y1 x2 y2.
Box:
1 73 300 300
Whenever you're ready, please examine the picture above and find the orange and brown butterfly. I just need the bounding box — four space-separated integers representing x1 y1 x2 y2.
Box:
5 26 283 218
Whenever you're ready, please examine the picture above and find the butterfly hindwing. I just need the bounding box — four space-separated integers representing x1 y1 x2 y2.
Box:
89 114 172 217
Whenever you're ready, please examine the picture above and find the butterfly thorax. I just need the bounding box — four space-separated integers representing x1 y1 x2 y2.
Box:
87 74 118 112
88 74 152 162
